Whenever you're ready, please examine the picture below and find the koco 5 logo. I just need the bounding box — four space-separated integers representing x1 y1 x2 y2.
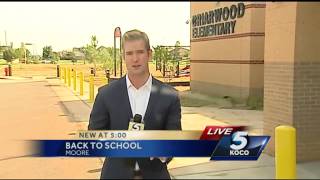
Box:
230 131 249 156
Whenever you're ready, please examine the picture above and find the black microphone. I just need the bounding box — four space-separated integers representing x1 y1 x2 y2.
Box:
128 114 144 131
133 114 142 123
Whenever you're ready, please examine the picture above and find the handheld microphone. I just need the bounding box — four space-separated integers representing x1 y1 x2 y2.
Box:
128 114 144 131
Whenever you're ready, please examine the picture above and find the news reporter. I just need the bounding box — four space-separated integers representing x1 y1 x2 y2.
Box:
88 29 182 179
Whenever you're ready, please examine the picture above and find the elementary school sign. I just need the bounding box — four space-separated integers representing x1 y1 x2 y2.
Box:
192 2 245 38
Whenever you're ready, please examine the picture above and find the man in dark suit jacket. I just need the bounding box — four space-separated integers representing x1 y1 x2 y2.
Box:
88 29 182 179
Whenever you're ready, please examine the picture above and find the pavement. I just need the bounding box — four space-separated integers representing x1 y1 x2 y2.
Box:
0 74 319 179
0 75 102 179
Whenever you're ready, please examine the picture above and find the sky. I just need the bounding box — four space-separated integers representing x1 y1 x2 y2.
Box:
0 2 190 55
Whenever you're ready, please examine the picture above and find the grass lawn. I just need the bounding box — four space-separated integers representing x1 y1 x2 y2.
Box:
0 59 8 67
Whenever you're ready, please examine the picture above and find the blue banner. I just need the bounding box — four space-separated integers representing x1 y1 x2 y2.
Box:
29 131 270 160
210 136 270 160
32 140 218 157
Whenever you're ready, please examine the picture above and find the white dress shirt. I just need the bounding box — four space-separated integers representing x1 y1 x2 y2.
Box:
126 74 152 171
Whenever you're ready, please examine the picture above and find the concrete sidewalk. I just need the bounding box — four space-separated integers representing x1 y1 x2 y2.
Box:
0 76 102 179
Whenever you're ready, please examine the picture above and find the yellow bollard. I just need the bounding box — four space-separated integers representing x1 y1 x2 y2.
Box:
275 125 296 179
73 70 77 91
89 74 94 103
64 67 67 84
101 77 108 85
60 66 63 80
68 68 71 87
79 72 84 96
66 68 69 85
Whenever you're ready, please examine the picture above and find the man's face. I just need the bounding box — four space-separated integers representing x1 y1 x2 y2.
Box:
123 39 151 76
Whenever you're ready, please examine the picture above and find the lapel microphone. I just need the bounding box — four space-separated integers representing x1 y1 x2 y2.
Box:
128 114 144 131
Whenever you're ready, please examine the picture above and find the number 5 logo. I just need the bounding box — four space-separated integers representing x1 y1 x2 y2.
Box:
230 131 248 150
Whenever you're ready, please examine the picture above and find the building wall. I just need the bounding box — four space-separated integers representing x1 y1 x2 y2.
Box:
191 2 320 162
263 2 320 161
190 2 265 101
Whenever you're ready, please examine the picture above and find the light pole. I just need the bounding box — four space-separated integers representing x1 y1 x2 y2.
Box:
22 42 32 64
114 27 122 77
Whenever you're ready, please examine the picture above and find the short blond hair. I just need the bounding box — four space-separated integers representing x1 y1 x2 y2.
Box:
121 29 150 53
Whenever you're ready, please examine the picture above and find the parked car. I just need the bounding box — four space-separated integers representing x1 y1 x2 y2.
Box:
41 60 51 64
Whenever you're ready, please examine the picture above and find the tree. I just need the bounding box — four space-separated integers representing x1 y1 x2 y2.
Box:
13 48 30 60
84 35 99 69
84 45 97 63
98 47 120 72
152 46 162 70
52 52 60 64
91 35 98 49
83 35 120 74
13 48 23 59
152 46 171 77
173 41 182 76
42 46 53 60
3 49 14 62
175 41 181 47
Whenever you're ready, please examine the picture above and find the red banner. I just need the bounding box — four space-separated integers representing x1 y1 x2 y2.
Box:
199 126 246 140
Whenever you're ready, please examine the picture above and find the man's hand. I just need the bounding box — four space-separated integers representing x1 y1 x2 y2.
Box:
150 157 167 163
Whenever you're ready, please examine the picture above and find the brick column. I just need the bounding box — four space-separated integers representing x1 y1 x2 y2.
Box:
264 2 320 162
